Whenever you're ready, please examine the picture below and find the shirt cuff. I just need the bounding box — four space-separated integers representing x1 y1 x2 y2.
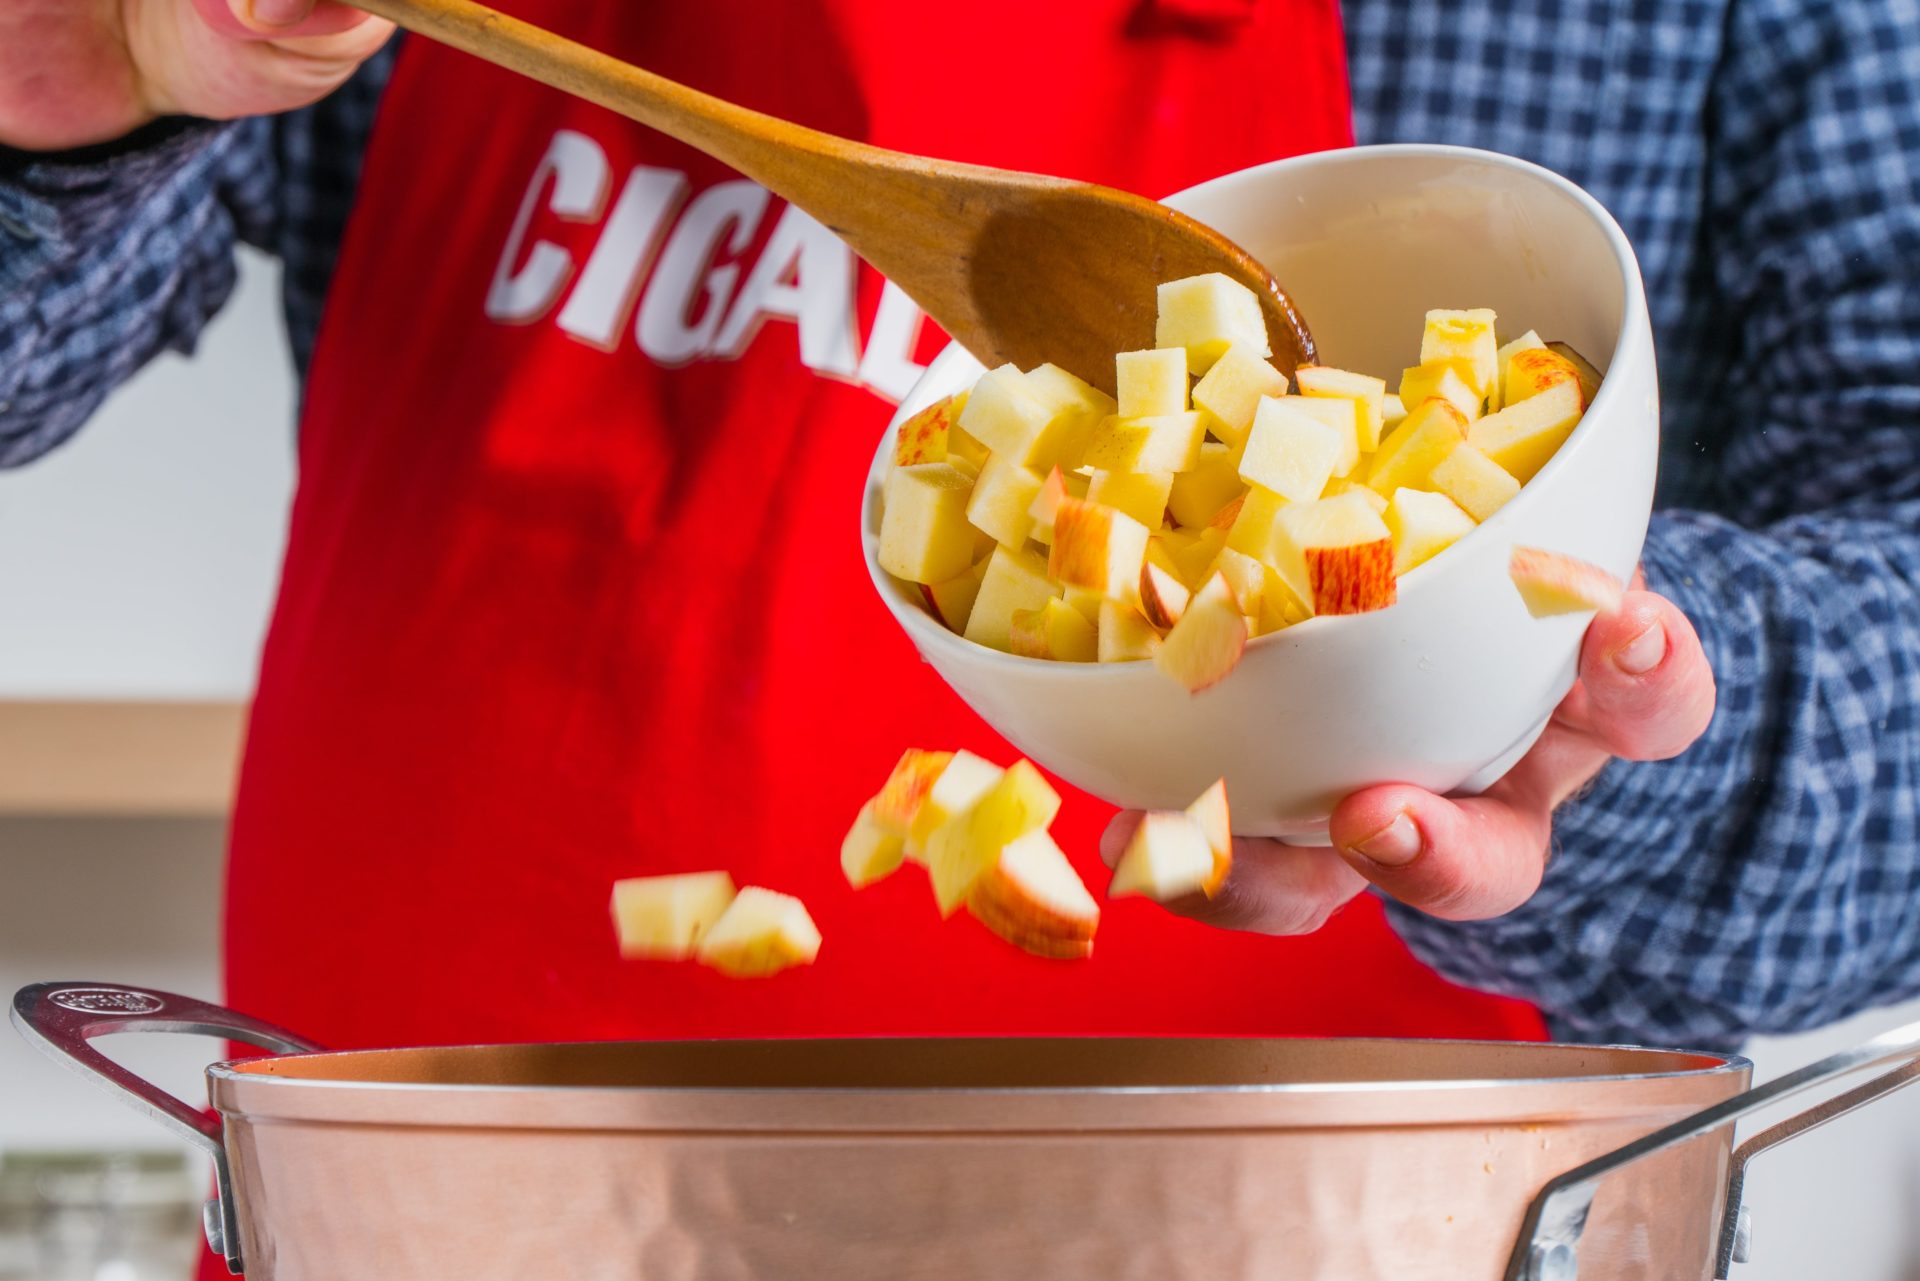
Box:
0 118 234 289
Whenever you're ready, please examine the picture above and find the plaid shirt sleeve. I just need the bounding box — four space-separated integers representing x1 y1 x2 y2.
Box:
0 44 395 469
1374 0 1920 1049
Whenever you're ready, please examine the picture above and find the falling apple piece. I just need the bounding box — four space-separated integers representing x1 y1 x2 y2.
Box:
695 887 822 978
1184 779 1233 892
968 828 1099 957
1509 546 1625 617
610 871 738 961
1109 811 1218 902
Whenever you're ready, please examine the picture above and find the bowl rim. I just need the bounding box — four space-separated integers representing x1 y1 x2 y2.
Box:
862 142 1652 681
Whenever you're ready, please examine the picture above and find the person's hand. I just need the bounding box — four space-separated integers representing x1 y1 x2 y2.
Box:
0 1 393 152
1100 577 1716 933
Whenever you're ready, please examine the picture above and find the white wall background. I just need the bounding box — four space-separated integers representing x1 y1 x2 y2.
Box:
1 253 1916 1278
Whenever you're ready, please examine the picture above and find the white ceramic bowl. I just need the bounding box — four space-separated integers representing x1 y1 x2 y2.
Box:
862 145 1658 840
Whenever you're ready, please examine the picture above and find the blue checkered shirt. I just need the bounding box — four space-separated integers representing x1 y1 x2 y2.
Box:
4 1 1918 1049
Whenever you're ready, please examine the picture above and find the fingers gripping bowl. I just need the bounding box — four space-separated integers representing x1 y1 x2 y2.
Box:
862 145 1658 840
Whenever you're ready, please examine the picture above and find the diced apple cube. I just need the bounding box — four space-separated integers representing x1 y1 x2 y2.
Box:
1153 573 1248 692
1010 598 1098 662
964 544 1059 651
957 364 1089 472
925 759 1061 917
1109 811 1218 901
1139 561 1191 629
1081 412 1206 473
1274 394 1362 476
1156 272 1269 374
1367 398 1468 497
1098 599 1162 662
1295 365 1388 452
1241 397 1342 502
1205 545 1273 623
1185 779 1233 890
1381 392 1408 429
1224 483 1289 562
880 462 978 584
841 801 907 888
1430 442 1521 522
966 455 1045 547
1025 362 1118 423
1546 341 1605 406
872 748 955 835
967 828 1099 956
1491 330 1546 411
1087 468 1174 529
906 749 1004 856
1509 546 1625 617
1191 345 1288 448
695 886 821 978
610 870 738 960
1420 308 1499 396
1271 493 1397 616
1063 585 1106 626
1505 348 1583 406
893 395 963 467
1467 380 1583 482
924 557 988 633
1399 359 1483 422
1323 476 1389 515
1167 441 1244 528
1116 348 1189 417
1028 467 1069 544
1386 488 1478 575
1166 525 1228 588
1049 496 1152 601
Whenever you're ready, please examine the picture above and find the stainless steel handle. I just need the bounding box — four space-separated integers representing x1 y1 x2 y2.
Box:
1505 1018 1920 1281
10 982 323 1275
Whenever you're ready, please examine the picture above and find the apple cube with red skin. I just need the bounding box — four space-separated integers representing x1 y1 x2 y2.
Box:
871 748 955 835
1509 546 1624 617
1505 348 1584 407
610 871 738 961
1049 496 1152 601
893 394 962 467
695 887 822 978
1490 330 1546 411
1270 493 1397 616
1546 341 1605 406
968 828 1099 958
1139 561 1191 629
924 759 1062 917
1153 573 1248 692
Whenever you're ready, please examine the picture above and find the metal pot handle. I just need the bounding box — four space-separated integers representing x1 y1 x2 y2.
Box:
1505 1017 1920 1281
10 981 323 1275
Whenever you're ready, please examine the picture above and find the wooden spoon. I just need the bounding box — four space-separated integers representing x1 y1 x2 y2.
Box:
347 0 1315 393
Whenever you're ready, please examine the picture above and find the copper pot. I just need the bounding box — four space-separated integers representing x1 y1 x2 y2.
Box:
13 983 1920 1281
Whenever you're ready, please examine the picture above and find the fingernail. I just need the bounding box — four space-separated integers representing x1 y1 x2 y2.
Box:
1349 813 1421 867
1612 622 1668 676
247 0 309 27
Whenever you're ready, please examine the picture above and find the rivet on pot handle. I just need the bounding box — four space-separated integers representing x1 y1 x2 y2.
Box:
10 982 323 1276
1505 1018 1920 1281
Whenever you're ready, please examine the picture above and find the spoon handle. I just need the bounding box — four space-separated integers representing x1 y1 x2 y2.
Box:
346 0 878 192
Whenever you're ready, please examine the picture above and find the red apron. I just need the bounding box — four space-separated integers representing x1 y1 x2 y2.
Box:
226 0 1542 1077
